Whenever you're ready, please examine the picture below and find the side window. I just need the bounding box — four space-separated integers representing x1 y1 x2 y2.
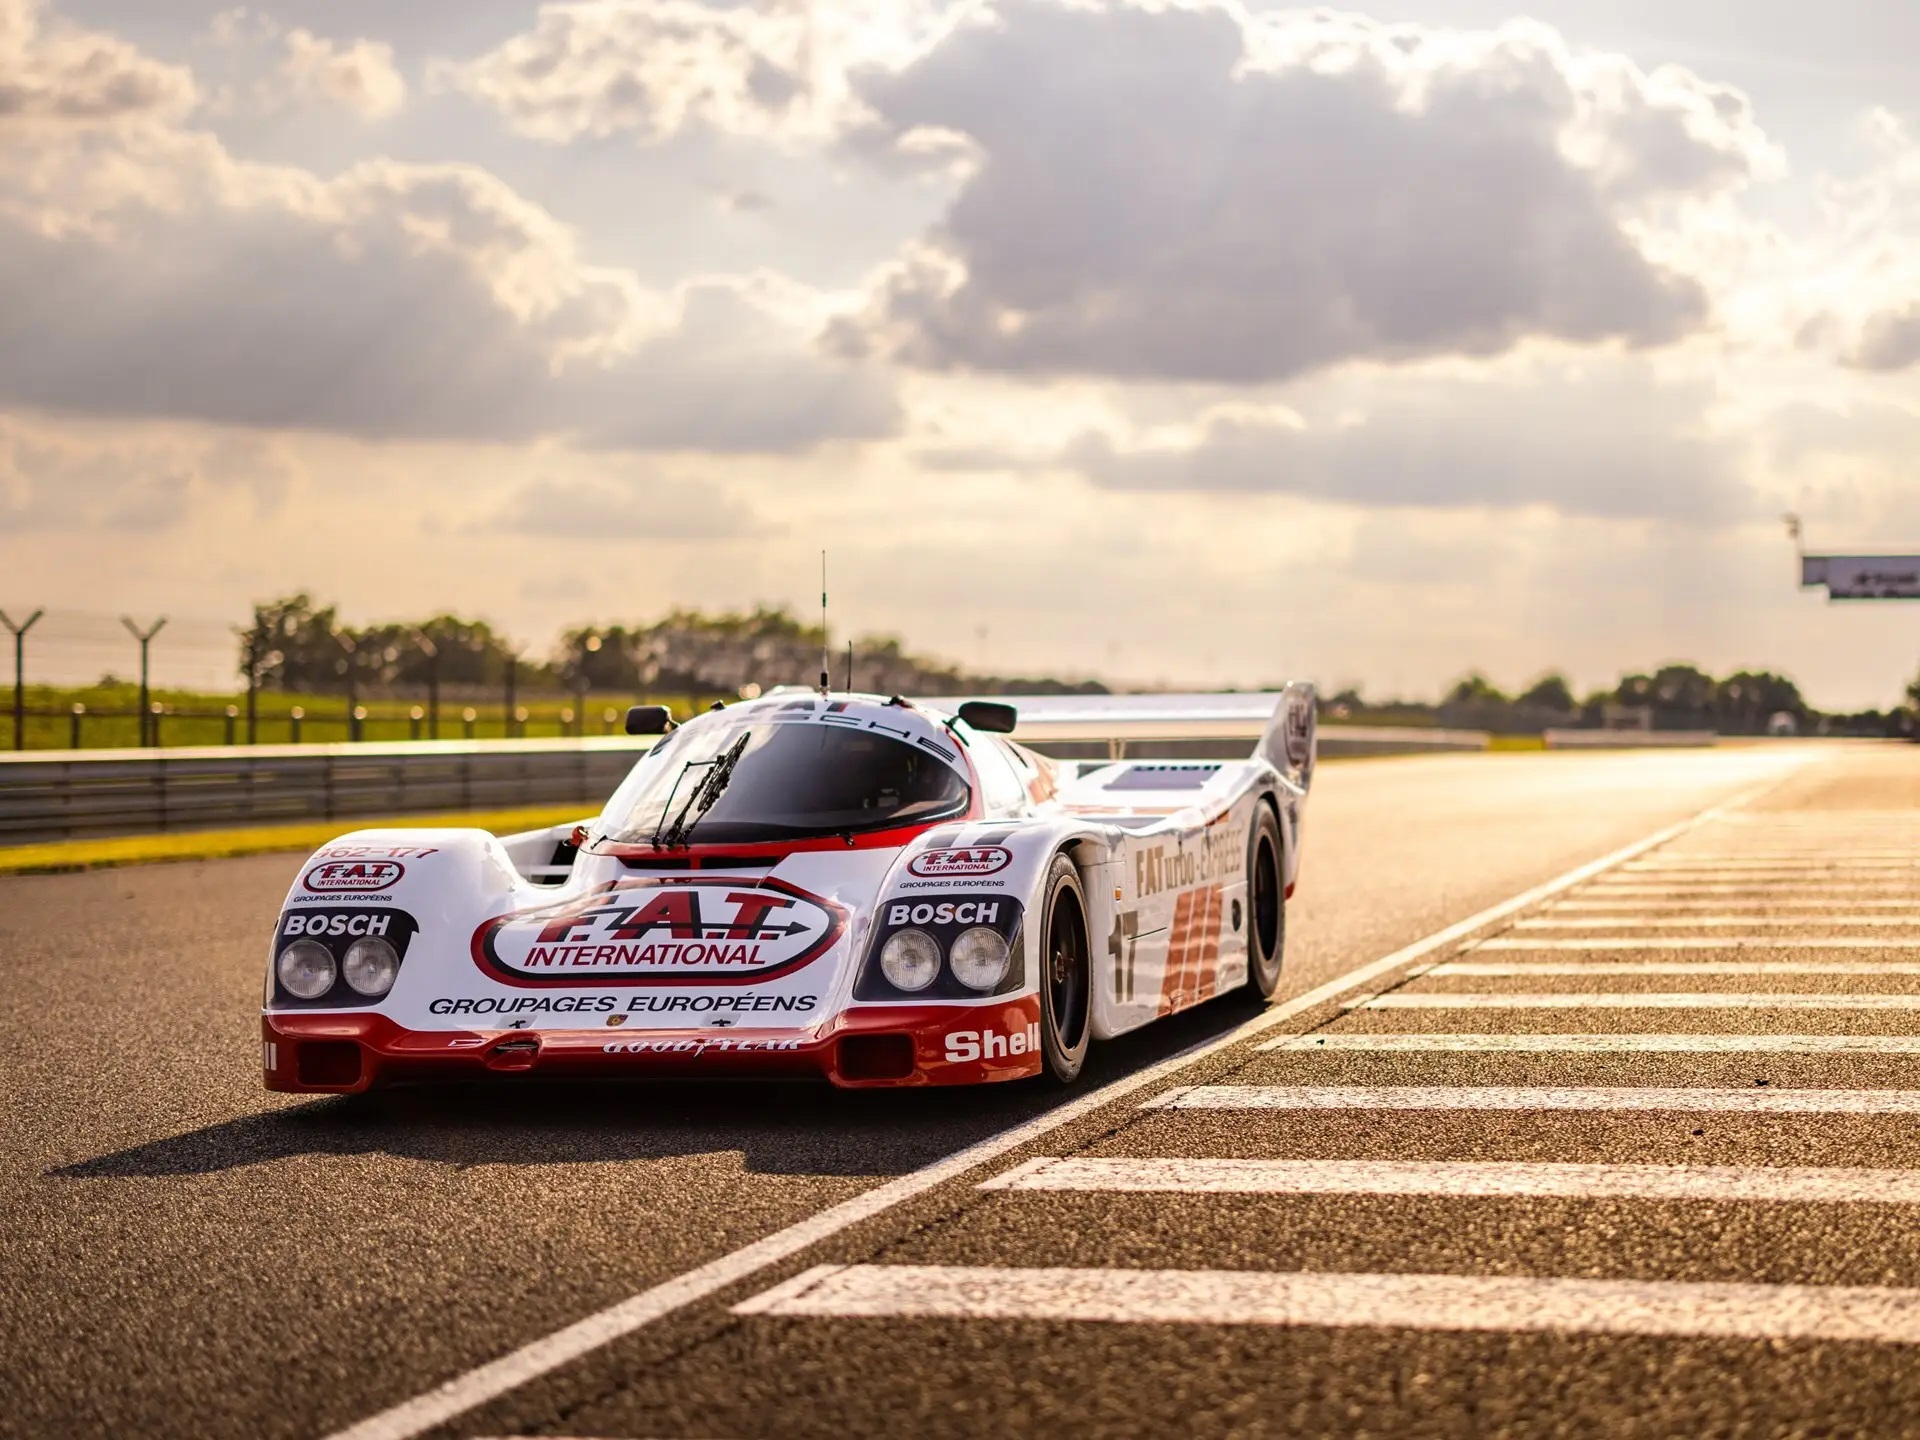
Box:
971 737 1030 816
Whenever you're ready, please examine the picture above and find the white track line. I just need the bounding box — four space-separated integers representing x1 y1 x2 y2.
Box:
1613 880 1920 887
1550 901 1920 911
1626 860 1920 868
320 776 1783 1440
1475 938 1920 950
1261 1033 1920 1054
979 1157 1920 1203
1620 864 1916 873
1627 871 1920 876
1650 853 1920 861
1612 879 1912 890
1620 856 1920 867
1147 1085 1920 1113
733 1264 1920 1345
1431 962 1920 978
1350 992 1920 1010
1582 887 1920 896
1517 917 1920 929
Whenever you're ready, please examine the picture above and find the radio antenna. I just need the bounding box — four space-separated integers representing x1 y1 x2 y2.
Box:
846 640 854 694
819 550 830 696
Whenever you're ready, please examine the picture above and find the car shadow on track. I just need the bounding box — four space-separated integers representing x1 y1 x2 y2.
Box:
52 992 1269 1182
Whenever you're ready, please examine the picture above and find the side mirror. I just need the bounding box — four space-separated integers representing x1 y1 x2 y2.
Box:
957 700 1017 734
624 705 675 736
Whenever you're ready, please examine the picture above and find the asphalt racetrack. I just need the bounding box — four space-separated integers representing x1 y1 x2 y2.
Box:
16 742 1920 1438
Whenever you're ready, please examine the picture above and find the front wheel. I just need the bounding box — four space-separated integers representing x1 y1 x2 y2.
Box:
1243 804 1286 1000
1038 855 1091 1083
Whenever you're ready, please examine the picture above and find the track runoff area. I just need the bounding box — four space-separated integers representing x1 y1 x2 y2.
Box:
324 750 1920 1440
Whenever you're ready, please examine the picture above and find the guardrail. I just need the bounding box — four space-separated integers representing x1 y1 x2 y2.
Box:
0 713 1494 847
0 739 650 844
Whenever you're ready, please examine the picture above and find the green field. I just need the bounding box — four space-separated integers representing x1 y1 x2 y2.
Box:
1 682 726 751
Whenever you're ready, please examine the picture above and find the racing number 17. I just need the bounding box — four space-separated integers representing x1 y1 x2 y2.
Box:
1108 911 1140 1003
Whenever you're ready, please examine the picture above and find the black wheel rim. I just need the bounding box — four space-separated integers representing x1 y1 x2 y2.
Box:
1047 894 1089 1049
1254 833 1281 964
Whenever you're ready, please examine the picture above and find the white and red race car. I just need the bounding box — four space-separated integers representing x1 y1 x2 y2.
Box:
261 687 1315 1092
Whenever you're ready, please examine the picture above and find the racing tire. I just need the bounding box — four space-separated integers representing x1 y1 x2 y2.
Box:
1038 855 1092 1084
1242 804 1286 1000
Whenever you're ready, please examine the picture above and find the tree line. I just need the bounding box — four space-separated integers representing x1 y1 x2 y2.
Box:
1327 664 1905 737
236 595 1108 699
238 596 1905 735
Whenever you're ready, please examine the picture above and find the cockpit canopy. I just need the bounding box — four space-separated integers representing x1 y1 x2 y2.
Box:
594 708 972 846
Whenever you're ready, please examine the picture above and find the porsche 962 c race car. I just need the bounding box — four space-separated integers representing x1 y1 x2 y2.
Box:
262 687 1315 1091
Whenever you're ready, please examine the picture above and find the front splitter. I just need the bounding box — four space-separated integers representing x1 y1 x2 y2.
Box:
262 995 1043 1093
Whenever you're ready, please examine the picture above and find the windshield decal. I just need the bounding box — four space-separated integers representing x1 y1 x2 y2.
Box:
473 877 847 987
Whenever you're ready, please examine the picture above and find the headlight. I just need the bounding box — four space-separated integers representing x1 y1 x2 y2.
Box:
343 936 400 997
277 939 336 1000
949 926 1011 991
879 929 940 991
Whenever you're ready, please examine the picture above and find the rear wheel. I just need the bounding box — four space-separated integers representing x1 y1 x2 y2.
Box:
1243 805 1286 999
1038 855 1091 1083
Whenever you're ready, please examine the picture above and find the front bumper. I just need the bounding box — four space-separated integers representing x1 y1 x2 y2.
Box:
262 996 1043 1093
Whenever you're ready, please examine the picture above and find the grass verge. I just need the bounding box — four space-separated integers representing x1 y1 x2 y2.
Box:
0 804 592 877
1487 734 1549 752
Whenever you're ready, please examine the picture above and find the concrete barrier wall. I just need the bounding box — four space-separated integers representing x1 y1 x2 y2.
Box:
1543 730 1719 749
0 739 650 844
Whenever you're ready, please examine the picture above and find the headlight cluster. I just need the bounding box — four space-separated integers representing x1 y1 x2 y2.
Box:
271 908 414 1005
277 940 336 999
342 937 401 996
879 925 1011 993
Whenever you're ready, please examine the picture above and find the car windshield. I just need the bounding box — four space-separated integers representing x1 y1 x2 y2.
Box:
595 720 971 845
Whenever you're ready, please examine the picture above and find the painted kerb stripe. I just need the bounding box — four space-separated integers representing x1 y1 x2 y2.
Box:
1349 992 1920 1010
733 1264 1920 1346
1645 852 1920 861
979 1156 1920 1203
1146 1085 1920 1114
1431 961 1920 977
1260 1033 1920 1054
1582 886 1920 895
1548 900 1920 911
1515 917 1920 929
1628 864 1920 875
1474 938 1920 951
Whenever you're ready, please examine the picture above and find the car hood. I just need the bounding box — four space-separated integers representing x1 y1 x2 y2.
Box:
374 845 904 1034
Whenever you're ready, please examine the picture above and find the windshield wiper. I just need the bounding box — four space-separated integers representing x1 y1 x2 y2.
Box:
657 732 750 850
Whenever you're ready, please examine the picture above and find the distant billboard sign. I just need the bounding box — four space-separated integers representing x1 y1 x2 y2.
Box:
1802 554 1920 600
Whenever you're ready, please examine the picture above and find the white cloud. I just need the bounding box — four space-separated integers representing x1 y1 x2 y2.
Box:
1849 303 1920 371
440 0 936 144
931 356 1755 523
0 413 273 531
443 0 808 144
276 28 408 119
0 0 195 123
0 163 898 447
1777 110 1920 374
0 4 896 451
480 472 774 539
831 1 1779 384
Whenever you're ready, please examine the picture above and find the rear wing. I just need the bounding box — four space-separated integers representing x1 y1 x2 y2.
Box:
926 687 1318 789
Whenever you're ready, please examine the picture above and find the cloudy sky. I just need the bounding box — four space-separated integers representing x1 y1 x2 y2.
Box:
3 0 1919 705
